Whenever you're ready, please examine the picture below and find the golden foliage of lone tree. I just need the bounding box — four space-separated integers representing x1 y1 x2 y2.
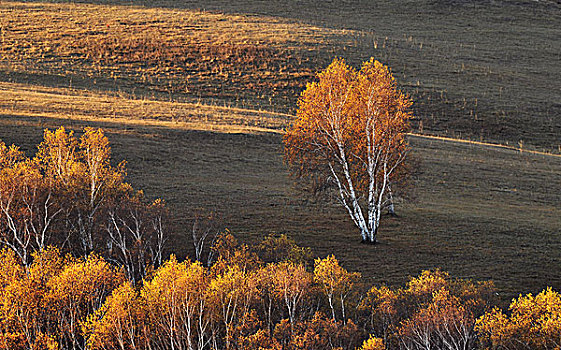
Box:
284 58 412 243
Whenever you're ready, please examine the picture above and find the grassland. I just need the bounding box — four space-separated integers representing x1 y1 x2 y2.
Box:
135 0 561 150
1 84 560 302
0 0 560 302
1 0 560 150
0 82 290 133
0 1 346 113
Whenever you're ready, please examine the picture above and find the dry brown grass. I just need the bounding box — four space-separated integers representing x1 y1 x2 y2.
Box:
151 0 561 151
2 80 558 157
0 1 349 112
4 0 559 151
0 82 288 133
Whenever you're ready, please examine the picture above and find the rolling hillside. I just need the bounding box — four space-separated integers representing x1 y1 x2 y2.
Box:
1 83 560 300
1 0 560 149
0 0 560 301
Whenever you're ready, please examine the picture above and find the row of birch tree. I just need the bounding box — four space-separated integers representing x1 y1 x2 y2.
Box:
0 127 165 283
0 233 560 350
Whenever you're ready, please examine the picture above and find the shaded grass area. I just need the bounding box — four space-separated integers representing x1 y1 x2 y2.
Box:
1 113 560 302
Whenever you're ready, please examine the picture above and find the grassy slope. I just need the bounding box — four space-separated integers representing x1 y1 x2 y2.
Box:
0 1 343 113
1 84 560 300
0 1 560 300
2 0 560 150
145 0 561 150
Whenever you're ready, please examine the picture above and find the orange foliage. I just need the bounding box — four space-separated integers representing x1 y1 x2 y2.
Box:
141 256 210 350
210 230 261 275
48 254 125 349
398 289 478 350
269 262 312 326
0 206 557 350
0 247 123 350
359 285 398 344
405 269 449 297
208 265 259 349
359 269 496 350
257 232 312 266
314 255 361 322
0 127 166 282
284 58 412 243
83 281 148 350
273 312 362 350
476 287 561 349
0 141 55 264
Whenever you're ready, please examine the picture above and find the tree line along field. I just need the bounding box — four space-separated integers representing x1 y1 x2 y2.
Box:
1 0 560 151
0 0 560 302
4 236 561 350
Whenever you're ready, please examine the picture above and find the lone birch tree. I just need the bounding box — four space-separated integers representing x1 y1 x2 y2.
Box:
284 58 412 244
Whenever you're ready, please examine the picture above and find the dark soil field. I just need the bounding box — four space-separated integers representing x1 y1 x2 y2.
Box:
0 0 560 302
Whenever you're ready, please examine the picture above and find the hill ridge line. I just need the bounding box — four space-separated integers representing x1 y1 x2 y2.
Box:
407 133 561 159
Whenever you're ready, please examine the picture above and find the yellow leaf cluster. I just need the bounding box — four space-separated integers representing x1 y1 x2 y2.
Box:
2 228 560 350
314 255 361 322
358 269 496 349
284 57 411 193
314 255 360 296
0 247 123 350
476 287 561 349
359 335 386 350
0 126 167 282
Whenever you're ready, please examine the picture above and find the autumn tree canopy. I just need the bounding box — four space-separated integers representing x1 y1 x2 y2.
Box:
284 58 412 243
0 127 166 282
0 228 558 350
